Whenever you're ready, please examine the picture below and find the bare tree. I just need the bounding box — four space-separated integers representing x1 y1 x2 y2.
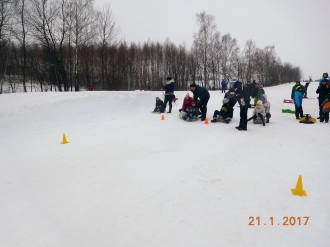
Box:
192 11 217 87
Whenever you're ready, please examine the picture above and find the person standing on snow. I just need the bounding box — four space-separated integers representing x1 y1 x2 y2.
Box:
319 72 330 84
221 79 227 93
294 84 304 120
316 79 330 121
162 76 175 113
291 81 304 101
190 83 210 121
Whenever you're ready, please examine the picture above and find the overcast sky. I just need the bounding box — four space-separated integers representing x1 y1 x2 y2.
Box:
94 0 330 81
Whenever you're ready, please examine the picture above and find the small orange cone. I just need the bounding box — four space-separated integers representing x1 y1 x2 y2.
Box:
291 175 307 196
61 133 69 144
204 119 209 124
161 115 165 120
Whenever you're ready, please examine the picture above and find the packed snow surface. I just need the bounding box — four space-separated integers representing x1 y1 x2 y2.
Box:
1 82 329 247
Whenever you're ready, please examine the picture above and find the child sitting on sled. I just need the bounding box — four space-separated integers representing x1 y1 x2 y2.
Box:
179 93 193 112
211 98 233 123
182 100 199 121
152 97 164 113
260 94 271 123
247 100 266 126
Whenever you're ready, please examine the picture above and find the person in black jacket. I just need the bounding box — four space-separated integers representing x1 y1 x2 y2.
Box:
233 79 243 96
224 88 237 118
235 98 249 131
303 82 310 98
152 97 164 113
163 76 175 113
190 83 210 121
211 98 233 123
291 81 305 100
316 79 330 120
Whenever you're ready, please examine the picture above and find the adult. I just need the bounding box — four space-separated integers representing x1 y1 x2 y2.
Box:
319 73 330 84
163 76 175 113
221 79 227 93
89 83 93 91
233 79 243 96
230 77 238 87
190 83 210 121
316 79 330 121
303 82 310 98
242 83 252 108
246 80 253 96
147 81 151 91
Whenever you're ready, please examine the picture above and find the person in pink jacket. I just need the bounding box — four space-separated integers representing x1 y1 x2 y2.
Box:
179 93 193 112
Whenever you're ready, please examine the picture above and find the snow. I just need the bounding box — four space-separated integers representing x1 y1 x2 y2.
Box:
1 82 329 247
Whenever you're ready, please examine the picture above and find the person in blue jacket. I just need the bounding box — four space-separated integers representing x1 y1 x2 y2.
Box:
294 85 304 119
221 79 227 93
190 83 210 121
319 73 330 84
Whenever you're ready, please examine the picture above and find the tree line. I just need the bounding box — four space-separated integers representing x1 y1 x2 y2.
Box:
0 1 302 93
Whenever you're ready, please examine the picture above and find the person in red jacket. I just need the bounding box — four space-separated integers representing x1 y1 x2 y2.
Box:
179 93 193 112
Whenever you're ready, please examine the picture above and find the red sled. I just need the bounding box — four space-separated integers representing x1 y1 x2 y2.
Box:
283 99 294 104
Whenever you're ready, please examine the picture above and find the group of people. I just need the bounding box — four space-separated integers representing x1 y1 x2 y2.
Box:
152 72 330 129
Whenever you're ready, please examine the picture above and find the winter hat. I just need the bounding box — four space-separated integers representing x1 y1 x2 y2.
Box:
229 87 235 92
185 93 190 98
260 95 265 100
190 83 197 88
259 85 263 89
223 98 229 104
166 76 172 81
256 100 263 106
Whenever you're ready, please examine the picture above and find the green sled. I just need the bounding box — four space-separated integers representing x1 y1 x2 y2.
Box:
282 109 295 114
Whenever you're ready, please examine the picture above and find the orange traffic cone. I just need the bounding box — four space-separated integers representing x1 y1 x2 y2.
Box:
204 119 209 124
61 133 69 144
291 175 307 196
161 115 165 120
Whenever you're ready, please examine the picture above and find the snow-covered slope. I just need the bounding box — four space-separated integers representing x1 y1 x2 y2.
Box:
1 82 329 247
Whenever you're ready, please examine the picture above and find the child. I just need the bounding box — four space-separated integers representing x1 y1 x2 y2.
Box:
224 87 237 118
152 97 164 113
247 100 266 126
182 100 199 121
235 98 248 131
321 95 330 123
257 85 265 100
251 83 259 106
211 98 233 123
294 85 304 119
179 93 193 112
260 94 271 123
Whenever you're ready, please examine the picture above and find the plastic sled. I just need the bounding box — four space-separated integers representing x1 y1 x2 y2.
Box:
179 112 187 119
282 109 295 114
299 114 316 124
215 116 232 123
283 99 294 104
253 117 265 124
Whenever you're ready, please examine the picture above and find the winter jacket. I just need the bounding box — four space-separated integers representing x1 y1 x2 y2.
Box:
294 89 303 107
257 88 265 100
221 81 227 88
322 100 330 112
155 98 164 107
319 77 330 84
252 101 266 117
233 80 243 95
316 84 330 103
246 83 253 96
261 95 270 113
182 97 193 111
224 90 237 107
291 84 304 99
252 86 259 98
219 103 233 119
163 79 175 95
191 85 210 107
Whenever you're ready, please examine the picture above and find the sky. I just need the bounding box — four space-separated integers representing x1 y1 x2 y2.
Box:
1 82 329 246
94 0 330 81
